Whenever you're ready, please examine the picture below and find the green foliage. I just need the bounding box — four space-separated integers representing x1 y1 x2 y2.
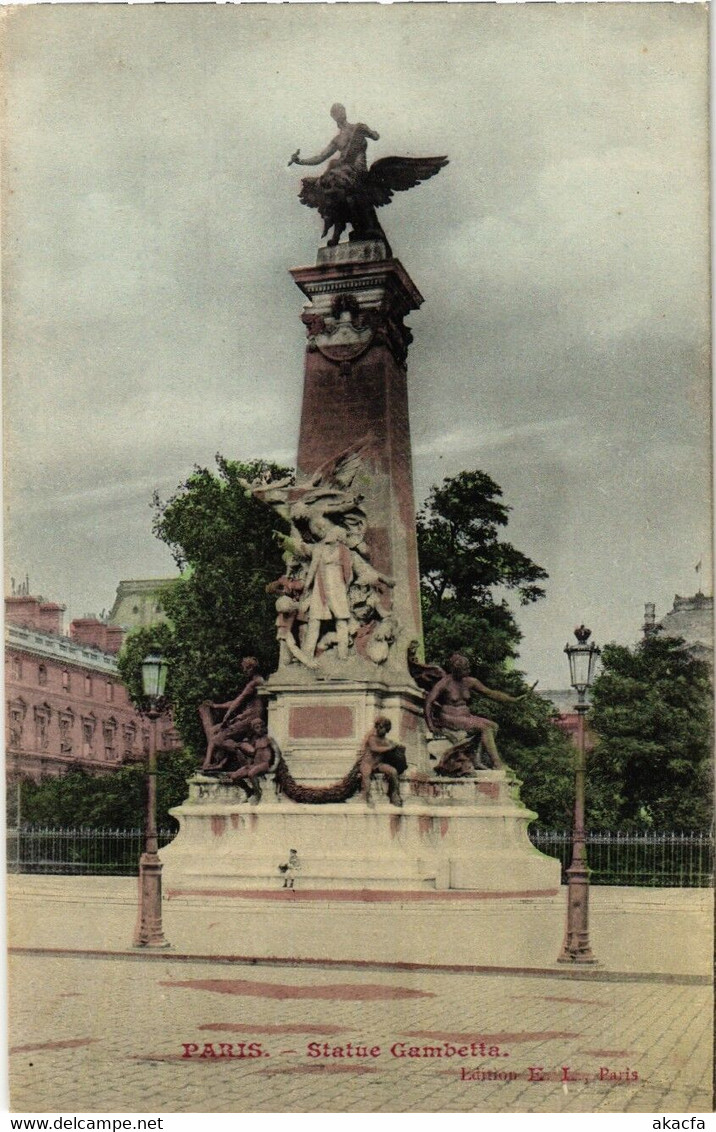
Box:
418 470 547 604
489 684 577 830
588 634 713 830
417 469 547 675
116 622 175 713
417 469 573 826
16 748 197 830
149 455 290 755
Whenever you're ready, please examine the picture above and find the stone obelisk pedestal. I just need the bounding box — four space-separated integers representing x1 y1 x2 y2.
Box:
161 240 561 913
265 240 428 780
293 242 423 647
161 770 560 894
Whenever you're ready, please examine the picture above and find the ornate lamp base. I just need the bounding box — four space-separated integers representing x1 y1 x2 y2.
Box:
557 866 598 964
133 853 171 949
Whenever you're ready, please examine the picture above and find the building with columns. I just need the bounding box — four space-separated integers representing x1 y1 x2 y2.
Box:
108 578 176 632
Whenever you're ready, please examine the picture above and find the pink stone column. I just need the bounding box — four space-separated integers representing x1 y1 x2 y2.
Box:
290 248 424 656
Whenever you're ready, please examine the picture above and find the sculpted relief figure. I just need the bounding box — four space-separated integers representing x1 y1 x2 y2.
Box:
296 518 394 663
242 443 396 670
358 716 407 807
222 718 280 804
238 470 295 516
267 575 317 670
289 104 448 254
198 656 266 771
239 442 368 553
424 653 535 776
301 519 353 661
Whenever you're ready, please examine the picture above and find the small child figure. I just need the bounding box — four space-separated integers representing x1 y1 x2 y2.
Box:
278 848 301 889
359 716 406 807
224 719 279 803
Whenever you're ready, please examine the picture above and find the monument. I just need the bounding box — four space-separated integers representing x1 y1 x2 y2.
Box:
160 107 560 903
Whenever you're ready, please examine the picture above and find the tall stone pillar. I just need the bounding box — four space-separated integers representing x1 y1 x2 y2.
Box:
292 241 423 652
264 240 428 781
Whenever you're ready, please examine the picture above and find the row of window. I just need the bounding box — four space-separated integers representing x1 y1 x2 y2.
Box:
7 699 147 761
9 657 117 700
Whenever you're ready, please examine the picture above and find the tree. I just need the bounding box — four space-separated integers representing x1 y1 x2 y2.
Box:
490 687 577 829
588 634 713 830
146 455 290 755
115 622 175 713
417 470 574 827
17 749 197 831
417 470 547 674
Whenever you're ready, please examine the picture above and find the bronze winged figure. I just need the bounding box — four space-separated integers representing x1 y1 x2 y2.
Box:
289 104 448 255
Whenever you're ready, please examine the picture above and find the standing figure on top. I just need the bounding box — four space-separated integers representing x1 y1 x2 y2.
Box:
289 104 448 253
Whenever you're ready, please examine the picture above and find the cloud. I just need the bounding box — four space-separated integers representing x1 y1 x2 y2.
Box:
414 416 580 460
2 4 710 684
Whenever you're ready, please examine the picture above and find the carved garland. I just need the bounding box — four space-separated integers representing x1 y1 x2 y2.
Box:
273 752 362 804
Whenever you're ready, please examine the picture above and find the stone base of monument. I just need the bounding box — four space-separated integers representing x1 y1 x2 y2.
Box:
159 770 561 895
263 673 429 781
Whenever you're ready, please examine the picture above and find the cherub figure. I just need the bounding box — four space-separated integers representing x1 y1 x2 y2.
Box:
359 716 406 807
223 718 280 804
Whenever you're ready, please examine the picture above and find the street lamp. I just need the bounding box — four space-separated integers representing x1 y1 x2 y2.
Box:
558 624 600 965
133 653 170 949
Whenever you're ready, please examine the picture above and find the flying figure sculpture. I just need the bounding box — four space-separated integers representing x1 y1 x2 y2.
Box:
289 104 448 254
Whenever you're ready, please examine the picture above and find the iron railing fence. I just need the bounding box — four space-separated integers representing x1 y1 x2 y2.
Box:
6 826 176 876
5 826 714 885
530 829 714 888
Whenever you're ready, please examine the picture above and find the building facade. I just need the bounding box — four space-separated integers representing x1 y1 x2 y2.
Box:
643 592 713 665
108 578 176 632
5 594 178 781
539 688 597 751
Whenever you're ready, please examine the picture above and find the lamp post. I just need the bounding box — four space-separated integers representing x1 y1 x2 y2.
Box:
558 625 600 965
133 652 170 949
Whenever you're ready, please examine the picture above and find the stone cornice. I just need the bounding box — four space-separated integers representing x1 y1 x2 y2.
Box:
292 256 422 368
5 625 119 675
290 256 424 313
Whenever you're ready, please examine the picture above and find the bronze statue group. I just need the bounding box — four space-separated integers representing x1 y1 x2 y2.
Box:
194 107 535 848
198 649 530 808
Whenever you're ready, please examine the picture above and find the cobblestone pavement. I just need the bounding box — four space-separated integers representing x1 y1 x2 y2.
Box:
8 952 712 1114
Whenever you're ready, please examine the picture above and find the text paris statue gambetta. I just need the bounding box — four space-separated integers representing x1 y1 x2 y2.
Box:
289 103 448 255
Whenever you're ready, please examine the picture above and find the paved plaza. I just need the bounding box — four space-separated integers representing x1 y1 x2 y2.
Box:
8 949 712 1114
7 877 714 1113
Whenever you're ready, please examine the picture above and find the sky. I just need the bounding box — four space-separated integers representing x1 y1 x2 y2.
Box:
2 3 711 689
